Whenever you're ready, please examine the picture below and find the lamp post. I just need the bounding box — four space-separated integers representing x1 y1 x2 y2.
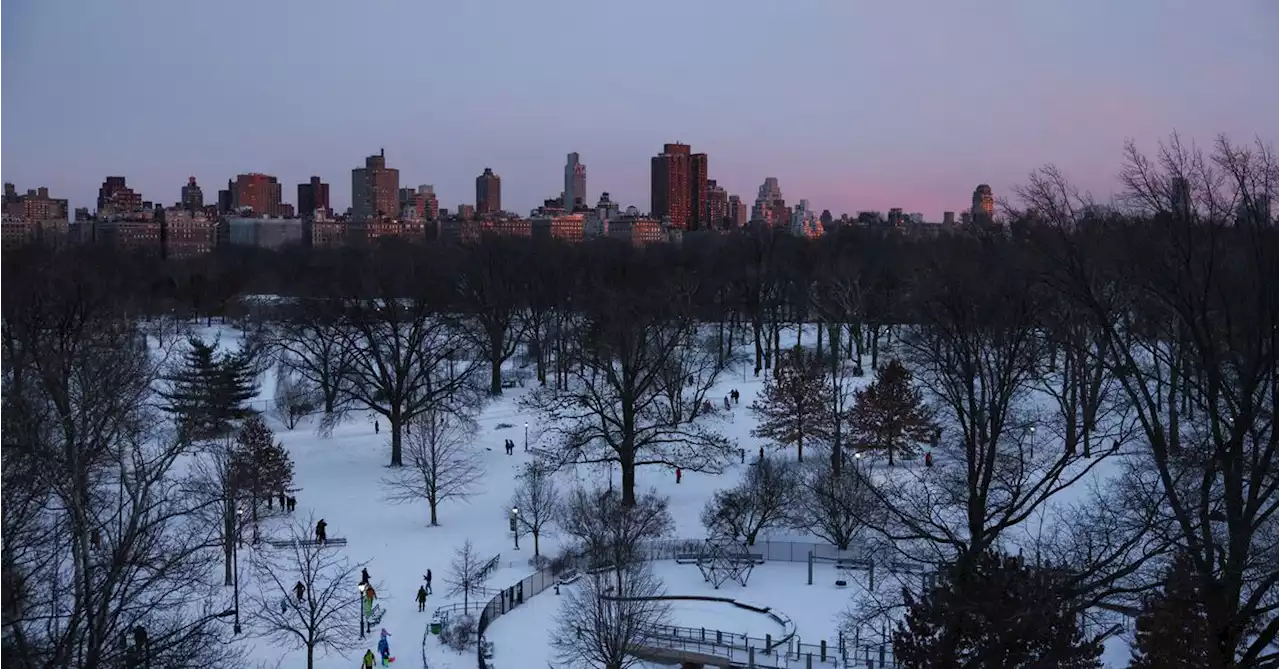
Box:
358 583 367 639
1026 424 1037 460
524 422 529 452
233 509 242 635
510 507 520 551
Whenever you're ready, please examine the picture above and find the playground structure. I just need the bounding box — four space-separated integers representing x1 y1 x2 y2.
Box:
677 537 765 589
807 551 934 593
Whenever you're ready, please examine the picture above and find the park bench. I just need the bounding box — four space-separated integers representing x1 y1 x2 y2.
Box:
674 552 709 564
556 569 582 585
265 537 348 549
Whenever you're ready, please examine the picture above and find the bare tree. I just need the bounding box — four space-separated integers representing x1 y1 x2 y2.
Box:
701 456 798 545
551 562 672 669
523 271 734 506
1030 134 1279 668
511 462 561 557
272 366 317 431
456 236 529 395
792 459 877 551
447 540 490 611
271 297 354 416
335 293 483 467
560 487 672 591
381 408 485 526
1 249 239 669
247 515 363 669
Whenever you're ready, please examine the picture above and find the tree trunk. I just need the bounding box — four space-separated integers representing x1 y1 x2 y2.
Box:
306 644 314 669
620 451 637 507
533 530 541 557
429 498 439 526
490 356 503 396
223 502 234 586
389 408 403 467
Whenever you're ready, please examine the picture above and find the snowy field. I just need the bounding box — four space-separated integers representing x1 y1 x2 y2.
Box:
186 323 1136 668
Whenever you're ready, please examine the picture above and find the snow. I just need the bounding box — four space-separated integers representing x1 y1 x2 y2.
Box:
175 322 1137 668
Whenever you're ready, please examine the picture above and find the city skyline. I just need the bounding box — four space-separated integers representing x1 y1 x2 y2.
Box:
2 0 1275 217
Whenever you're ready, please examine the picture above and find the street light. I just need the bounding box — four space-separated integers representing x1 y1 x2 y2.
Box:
510 507 520 551
357 583 367 639
233 509 242 635
524 422 529 452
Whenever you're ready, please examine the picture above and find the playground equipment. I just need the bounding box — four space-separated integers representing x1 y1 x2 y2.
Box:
685 537 764 589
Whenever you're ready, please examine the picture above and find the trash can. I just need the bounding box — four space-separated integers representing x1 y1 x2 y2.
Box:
430 615 442 635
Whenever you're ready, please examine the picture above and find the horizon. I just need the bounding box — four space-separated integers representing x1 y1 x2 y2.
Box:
3 0 1276 218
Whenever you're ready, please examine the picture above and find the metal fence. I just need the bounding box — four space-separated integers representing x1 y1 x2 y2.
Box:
474 559 570 668
472 539 903 668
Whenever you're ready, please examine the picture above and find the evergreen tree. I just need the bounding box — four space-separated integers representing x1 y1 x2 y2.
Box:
1130 552 1211 668
231 415 294 543
161 336 260 441
846 358 934 465
749 346 833 462
894 551 1103 669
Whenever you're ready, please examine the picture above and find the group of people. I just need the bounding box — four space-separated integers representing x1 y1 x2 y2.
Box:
415 569 433 611
314 518 328 544
360 630 393 667
502 438 518 455
272 491 298 512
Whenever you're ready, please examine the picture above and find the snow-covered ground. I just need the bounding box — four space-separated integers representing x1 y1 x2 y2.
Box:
187 323 1135 668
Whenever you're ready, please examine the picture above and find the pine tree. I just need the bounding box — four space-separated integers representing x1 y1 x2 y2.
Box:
894 551 1103 669
161 336 260 441
1130 553 1211 668
750 346 832 462
231 415 294 543
846 358 934 465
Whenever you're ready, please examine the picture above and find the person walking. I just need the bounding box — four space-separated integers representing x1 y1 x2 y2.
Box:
362 649 376 669
424 570 432 595
315 518 327 545
375 420 380 435
377 629 392 665
416 586 427 612
675 468 682 484
360 568 370 586
293 581 305 602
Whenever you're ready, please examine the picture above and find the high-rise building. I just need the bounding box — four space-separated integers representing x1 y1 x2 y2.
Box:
352 150 400 222
97 176 142 216
971 184 994 222
564 153 587 211
181 177 204 212
217 188 232 214
3 184 69 221
650 143 693 229
401 185 439 221
943 211 956 226
728 195 748 228
819 210 834 230
476 168 501 215
706 179 728 229
297 176 331 219
230 173 283 217
751 177 786 226
791 199 822 237
689 152 708 229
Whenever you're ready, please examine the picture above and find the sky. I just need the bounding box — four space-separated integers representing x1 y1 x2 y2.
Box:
3 0 1276 219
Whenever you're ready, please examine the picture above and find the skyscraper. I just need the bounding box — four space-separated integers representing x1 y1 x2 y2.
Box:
476 168 502 215
181 177 204 212
352 150 399 221
297 176 331 219
564 153 587 211
751 177 785 226
706 179 728 229
971 184 994 222
231 173 282 217
728 195 748 228
689 152 708 229
651 143 692 229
